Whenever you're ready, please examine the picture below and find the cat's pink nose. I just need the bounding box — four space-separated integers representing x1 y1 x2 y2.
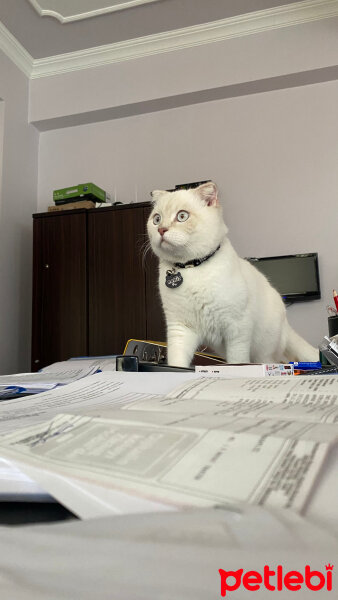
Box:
158 227 168 237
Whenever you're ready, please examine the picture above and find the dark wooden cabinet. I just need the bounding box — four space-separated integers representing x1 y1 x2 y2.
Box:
88 206 148 355
32 203 166 370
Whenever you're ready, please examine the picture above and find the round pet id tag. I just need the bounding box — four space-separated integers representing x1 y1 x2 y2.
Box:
165 270 183 289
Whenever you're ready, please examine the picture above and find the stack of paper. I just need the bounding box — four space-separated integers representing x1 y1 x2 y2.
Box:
0 371 197 506
0 357 117 398
0 372 337 521
0 357 117 500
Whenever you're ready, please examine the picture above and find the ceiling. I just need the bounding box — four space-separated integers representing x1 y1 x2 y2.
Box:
27 1 163 23
0 0 303 59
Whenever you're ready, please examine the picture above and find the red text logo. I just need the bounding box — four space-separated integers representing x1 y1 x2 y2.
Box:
219 564 333 596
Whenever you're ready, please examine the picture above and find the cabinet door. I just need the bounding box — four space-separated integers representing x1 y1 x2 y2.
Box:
31 213 87 370
143 207 166 343
88 207 148 355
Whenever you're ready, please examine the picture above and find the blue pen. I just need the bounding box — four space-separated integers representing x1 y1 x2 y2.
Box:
289 361 322 370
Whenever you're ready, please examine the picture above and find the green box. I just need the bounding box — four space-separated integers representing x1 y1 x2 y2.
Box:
53 183 108 203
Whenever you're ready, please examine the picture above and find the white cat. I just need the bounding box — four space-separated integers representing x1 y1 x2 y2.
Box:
147 182 318 368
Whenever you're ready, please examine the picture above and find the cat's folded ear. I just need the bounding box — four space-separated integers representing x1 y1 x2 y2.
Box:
195 181 219 207
150 190 167 204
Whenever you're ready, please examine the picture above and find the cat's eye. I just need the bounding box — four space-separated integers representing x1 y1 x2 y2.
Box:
153 213 161 225
176 210 189 222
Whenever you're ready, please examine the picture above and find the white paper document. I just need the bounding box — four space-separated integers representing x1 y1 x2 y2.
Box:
0 458 52 501
67 356 117 372
0 372 198 503
0 357 118 398
0 374 336 515
0 360 99 396
162 375 338 424
0 371 198 434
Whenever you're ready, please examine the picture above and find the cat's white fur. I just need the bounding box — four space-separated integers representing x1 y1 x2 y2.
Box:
147 182 318 367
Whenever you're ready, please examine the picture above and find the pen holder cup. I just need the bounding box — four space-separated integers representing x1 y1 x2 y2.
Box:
328 315 338 337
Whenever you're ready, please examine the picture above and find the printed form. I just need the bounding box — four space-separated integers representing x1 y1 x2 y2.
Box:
0 373 337 515
0 372 196 504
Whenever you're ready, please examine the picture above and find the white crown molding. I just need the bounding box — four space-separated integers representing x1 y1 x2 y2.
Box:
1 0 338 80
28 0 161 23
0 20 33 78
30 0 338 79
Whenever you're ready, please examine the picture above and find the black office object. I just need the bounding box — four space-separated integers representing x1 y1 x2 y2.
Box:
319 336 338 367
123 339 227 367
116 355 194 373
245 253 320 303
174 180 211 191
328 316 338 337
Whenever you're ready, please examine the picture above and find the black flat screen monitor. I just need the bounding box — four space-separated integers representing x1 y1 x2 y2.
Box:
246 253 320 302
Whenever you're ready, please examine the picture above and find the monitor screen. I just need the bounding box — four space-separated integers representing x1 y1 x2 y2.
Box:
245 253 320 302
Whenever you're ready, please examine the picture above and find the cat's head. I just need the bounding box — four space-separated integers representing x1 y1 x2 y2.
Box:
147 182 227 263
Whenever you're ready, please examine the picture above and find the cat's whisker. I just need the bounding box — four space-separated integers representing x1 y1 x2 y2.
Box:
139 239 153 268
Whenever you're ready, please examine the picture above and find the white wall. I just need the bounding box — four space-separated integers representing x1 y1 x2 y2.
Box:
29 16 338 127
0 50 39 374
37 79 338 348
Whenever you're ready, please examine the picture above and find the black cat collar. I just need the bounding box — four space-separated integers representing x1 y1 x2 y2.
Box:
165 244 221 289
174 244 221 269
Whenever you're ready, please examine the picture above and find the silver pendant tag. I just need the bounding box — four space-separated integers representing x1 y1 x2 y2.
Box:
165 270 183 288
